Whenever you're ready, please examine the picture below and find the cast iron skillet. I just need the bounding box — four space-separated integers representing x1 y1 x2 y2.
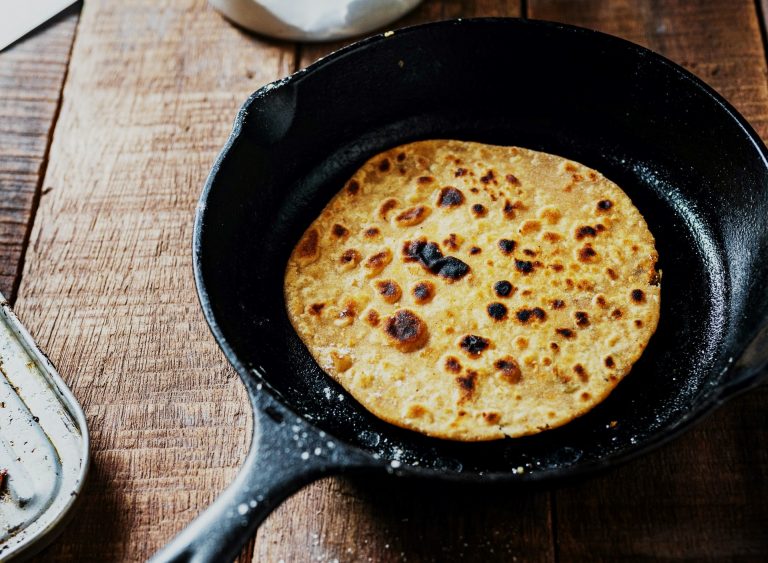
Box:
153 18 768 562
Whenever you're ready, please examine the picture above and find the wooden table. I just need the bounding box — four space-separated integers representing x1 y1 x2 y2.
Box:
2 1 767 561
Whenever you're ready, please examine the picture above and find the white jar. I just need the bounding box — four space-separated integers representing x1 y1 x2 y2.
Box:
210 0 424 42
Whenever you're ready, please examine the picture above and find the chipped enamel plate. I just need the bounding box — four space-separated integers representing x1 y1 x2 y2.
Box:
0 295 89 560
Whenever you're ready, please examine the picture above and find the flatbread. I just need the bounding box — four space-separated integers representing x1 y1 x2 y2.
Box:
284 140 660 441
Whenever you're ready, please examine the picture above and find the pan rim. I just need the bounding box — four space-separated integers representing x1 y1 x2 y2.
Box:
192 17 768 482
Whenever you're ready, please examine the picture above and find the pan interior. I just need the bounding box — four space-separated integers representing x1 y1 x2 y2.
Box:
196 20 768 477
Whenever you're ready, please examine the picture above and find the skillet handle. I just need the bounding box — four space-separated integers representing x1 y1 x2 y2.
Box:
717 321 768 400
150 388 368 563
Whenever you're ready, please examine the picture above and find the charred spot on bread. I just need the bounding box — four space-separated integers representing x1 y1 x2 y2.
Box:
375 279 402 303
487 302 508 321
480 170 495 184
365 309 380 327
459 334 490 357
378 198 399 219
493 280 514 297
402 239 470 281
578 245 597 262
384 309 428 352
515 309 532 323
482 412 501 424
297 229 319 260
573 364 588 382
498 239 516 255
308 303 325 316
340 249 359 262
445 356 462 373
331 223 349 239
456 371 478 402
395 205 430 227
515 260 534 274
519 220 541 235
597 199 613 211
494 356 522 384
339 248 362 269
575 225 598 240
515 307 546 323
543 232 563 243
339 301 357 318
574 311 590 327
502 199 516 219
471 203 487 217
443 233 460 250
412 281 435 304
437 187 465 208
346 180 360 195
505 200 525 219
540 207 561 224
364 249 392 274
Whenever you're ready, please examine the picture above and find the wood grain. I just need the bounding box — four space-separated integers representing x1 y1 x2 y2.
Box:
529 1 768 560
15 0 294 560
0 6 79 301
8 0 767 561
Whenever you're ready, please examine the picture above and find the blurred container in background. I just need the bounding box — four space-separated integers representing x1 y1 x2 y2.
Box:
210 0 423 42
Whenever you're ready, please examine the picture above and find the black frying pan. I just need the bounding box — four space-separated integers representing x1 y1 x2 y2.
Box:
152 18 768 562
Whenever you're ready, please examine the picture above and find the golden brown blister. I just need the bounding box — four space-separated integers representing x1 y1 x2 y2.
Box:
284 140 660 441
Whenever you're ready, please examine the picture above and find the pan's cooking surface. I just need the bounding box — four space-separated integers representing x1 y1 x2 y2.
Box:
196 19 768 478
223 133 726 476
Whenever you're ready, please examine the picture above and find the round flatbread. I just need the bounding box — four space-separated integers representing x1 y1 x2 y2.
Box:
284 140 660 441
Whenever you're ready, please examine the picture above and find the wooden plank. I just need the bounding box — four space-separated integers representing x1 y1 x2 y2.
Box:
15 1 295 560
0 6 79 301
528 1 768 560
256 2 553 562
